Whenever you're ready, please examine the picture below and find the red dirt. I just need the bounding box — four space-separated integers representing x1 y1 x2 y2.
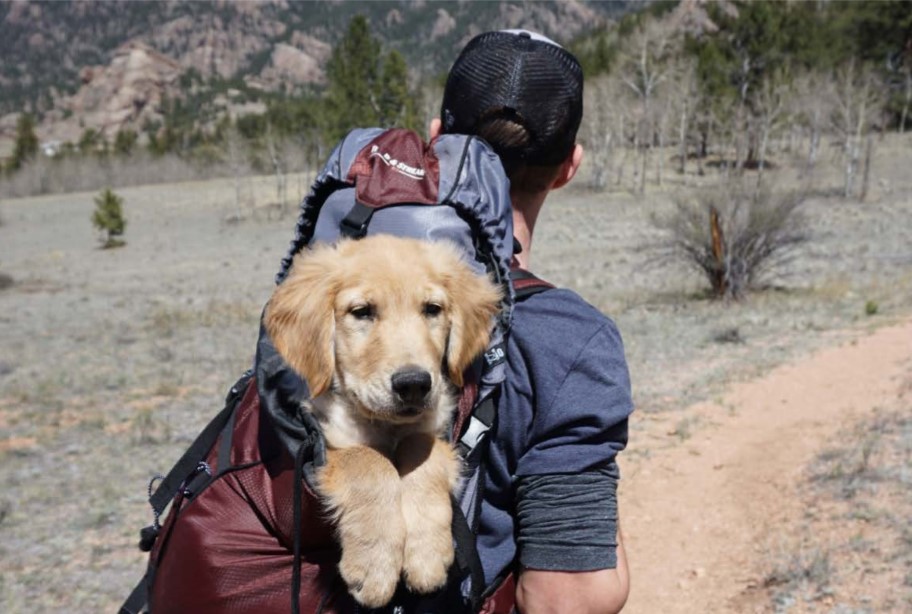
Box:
622 318 912 613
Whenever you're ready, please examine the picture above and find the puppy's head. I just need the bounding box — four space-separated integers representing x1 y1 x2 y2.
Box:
264 235 501 423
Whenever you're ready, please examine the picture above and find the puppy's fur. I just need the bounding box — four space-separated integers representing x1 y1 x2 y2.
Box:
265 235 501 607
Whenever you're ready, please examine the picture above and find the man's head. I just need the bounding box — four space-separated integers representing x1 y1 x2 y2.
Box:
438 30 584 194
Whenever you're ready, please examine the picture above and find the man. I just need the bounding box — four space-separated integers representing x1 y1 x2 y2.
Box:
432 30 632 613
127 28 630 614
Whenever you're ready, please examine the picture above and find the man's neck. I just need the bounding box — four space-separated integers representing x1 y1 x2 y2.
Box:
510 191 548 270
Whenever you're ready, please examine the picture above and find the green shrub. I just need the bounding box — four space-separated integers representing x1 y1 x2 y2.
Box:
92 188 127 248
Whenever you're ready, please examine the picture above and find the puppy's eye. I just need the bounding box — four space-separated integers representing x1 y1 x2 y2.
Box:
349 304 375 320
423 302 443 317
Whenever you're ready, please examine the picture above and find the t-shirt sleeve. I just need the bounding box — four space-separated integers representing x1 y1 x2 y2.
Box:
515 462 621 571
515 319 632 477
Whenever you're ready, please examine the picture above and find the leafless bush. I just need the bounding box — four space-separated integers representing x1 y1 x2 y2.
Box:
653 184 809 299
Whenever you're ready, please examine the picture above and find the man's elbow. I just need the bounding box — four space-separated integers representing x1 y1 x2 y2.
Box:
515 568 629 614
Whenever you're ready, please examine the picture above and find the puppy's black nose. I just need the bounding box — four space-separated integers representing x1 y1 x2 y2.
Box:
391 368 432 406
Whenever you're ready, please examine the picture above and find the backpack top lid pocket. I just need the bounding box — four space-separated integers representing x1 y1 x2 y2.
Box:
276 128 516 325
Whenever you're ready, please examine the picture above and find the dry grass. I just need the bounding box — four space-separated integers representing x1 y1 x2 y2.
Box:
764 543 834 610
0 133 910 611
146 300 261 338
759 402 912 612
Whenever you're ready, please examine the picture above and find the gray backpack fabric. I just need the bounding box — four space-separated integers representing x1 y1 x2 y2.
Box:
277 127 515 310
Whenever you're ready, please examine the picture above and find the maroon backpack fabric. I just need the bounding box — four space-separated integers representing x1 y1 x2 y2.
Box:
147 378 356 613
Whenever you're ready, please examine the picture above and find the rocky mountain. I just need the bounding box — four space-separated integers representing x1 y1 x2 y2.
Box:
0 0 641 149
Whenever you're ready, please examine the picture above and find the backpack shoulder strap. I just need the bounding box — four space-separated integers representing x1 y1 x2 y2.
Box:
510 266 555 300
147 370 253 516
454 267 554 457
119 370 254 614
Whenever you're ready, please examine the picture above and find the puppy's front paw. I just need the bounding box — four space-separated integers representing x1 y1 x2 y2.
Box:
402 525 454 594
396 435 460 594
339 538 403 608
319 446 406 608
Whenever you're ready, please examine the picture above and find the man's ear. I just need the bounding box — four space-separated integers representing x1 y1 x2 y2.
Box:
264 247 339 397
429 118 443 141
551 143 584 190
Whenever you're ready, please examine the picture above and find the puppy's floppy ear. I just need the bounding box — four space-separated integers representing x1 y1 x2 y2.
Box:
444 264 503 387
264 246 340 397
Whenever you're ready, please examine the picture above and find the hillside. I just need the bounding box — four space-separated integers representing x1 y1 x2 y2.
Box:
0 0 638 148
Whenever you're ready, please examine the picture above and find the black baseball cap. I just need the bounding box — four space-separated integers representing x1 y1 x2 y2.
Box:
440 29 583 168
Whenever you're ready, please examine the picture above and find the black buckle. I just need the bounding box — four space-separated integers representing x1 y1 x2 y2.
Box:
181 461 212 498
339 202 374 239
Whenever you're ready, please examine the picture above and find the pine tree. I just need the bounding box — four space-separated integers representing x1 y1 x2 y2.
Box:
378 49 419 130
78 128 103 155
325 15 382 141
10 113 39 171
92 188 127 248
113 129 138 156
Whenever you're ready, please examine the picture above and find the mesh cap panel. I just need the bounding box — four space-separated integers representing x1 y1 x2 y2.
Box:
441 30 583 168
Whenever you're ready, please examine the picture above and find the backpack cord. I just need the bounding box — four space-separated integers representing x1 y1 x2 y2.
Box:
291 444 307 614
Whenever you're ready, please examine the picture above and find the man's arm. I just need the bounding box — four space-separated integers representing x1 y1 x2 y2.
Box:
508 306 633 613
511 465 629 613
516 527 629 614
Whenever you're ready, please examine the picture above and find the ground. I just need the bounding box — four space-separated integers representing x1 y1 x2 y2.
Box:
623 319 912 613
1 134 911 611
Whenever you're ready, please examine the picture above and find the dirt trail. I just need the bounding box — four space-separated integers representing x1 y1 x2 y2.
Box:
621 318 912 613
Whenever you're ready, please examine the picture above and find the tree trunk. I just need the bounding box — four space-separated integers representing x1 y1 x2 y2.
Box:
901 69 911 133
757 121 770 185
656 113 665 187
860 134 874 202
733 72 749 176
636 132 651 194
806 110 821 173
844 136 856 198
710 205 727 298
678 105 688 175
596 130 614 190
698 127 707 176
234 174 242 220
639 142 648 194
845 89 868 199
616 113 627 187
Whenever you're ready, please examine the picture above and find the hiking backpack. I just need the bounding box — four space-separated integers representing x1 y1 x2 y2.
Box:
120 128 553 614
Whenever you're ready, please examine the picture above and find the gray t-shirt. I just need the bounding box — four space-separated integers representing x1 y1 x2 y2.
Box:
477 286 633 585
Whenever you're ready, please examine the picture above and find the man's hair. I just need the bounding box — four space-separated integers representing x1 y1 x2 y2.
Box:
473 116 564 194
440 30 583 193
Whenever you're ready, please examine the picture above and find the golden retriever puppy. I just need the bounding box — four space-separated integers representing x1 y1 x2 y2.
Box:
264 235 501 607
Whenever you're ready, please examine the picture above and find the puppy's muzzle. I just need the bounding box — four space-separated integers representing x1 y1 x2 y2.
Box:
391 367 432 415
